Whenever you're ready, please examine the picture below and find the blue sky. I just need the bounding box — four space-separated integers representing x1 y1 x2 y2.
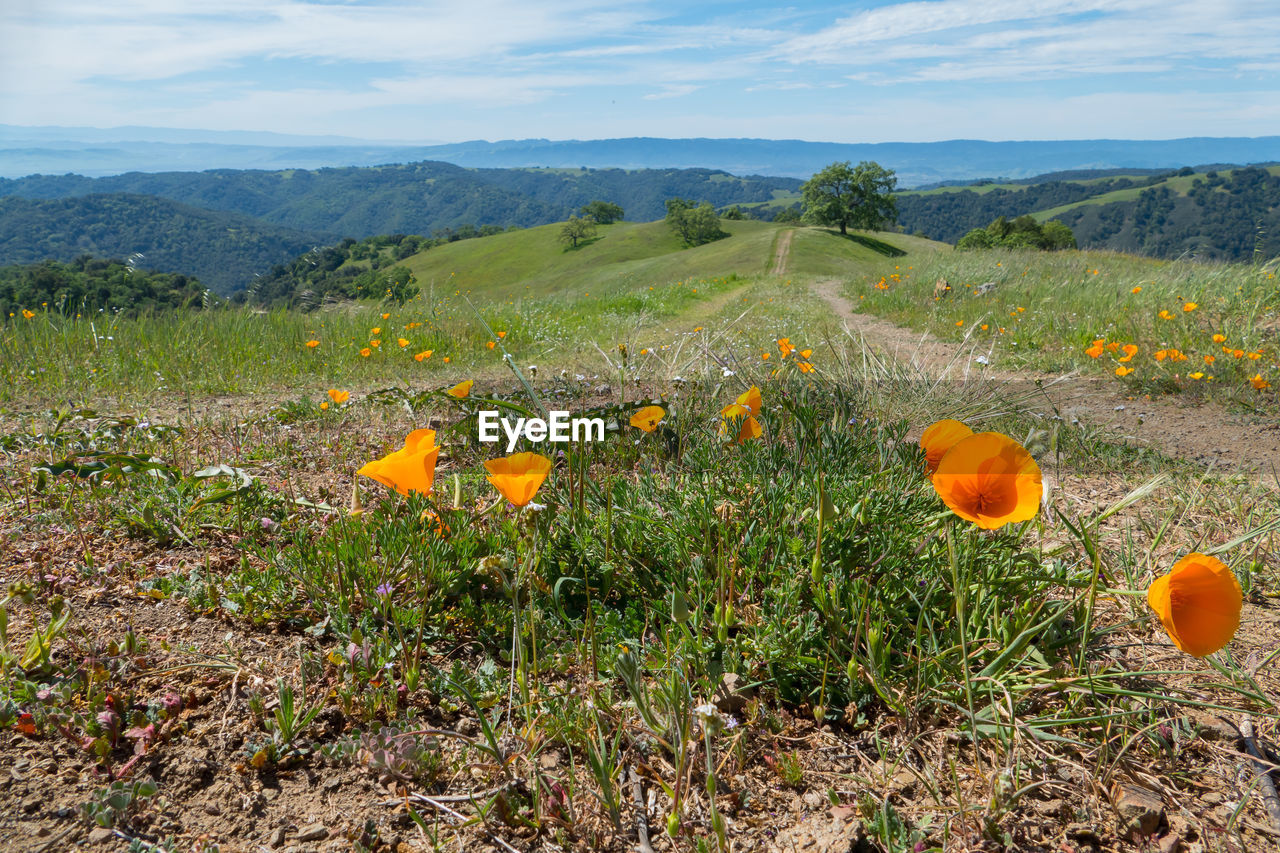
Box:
2 0 1279 143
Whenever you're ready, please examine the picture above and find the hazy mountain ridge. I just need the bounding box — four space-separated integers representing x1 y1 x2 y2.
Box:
4 126 1280 184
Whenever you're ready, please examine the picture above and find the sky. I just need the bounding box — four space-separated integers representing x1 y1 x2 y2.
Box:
3 0 1280 143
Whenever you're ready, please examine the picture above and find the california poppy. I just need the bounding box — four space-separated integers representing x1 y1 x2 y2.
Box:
931 432 1043 530
721 386 762 419
360 347 372 358
920 419 973 475
486 341 496 350
398 338 410 348
306 340 320 348
357 429 440 497
1118 344 1138 363
484 452 551 507
630 405 665 432
446 380 473 398
415 350 433 362
777 338 795 358
327 389 350 405
1147 553 1241 657
1085 345 1104 358
734 415 762 444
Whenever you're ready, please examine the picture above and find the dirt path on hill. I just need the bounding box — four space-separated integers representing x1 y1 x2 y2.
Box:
770 229 794 276
811 278 1280 480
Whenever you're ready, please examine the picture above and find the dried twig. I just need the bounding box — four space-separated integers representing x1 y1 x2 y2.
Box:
1241 713 1280 836
629 766 655 853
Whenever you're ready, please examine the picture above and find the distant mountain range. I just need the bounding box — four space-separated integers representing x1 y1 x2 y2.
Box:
4 124 1280 184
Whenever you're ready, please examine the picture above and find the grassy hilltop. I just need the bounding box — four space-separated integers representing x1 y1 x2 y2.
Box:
2 220 1279 853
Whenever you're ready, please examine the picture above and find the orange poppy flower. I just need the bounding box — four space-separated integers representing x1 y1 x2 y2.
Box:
721 386 762 419
414 350 433 362
1189 372 1205 380
777 338 795 358
370 339 382 348
1203 355 1215 364
1251 374 1271 390
381 313 390 320
1085 345 1105 358
360 347 372 358
398 338 410 348
1115 366 1133 377
320 401 329 410
372 327 382 335
1183 302 1198 312
22 309 35 319
486 341 496 350
1131 286 1142 294
630 406 666 432
357 429 440 497
1147 553 1241 657
306 340 320 348
761 352 771 360
327 389 350 405
497 331 507 339
1212 334 1226 343
797 362 815 373
484 452 551 507
800 349 813 359
1154 350 1168 361
1158 310 1173 320
446 380 473 398
1105 342 1120 352
733 415 762 444
931 432 1043 530
920 419 973 475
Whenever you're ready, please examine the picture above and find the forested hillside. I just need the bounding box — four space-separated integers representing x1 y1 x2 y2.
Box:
0 194 330 294
0 162 799 238
896 166 1280 261
0 256 209 317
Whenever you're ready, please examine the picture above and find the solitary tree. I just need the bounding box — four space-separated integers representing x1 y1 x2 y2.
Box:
579 200 624 224
665 198 726 247
559 214 597 249
801 161 898 235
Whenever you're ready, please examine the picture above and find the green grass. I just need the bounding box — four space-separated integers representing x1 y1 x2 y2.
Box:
4 230 1280 851
847 246 1280 398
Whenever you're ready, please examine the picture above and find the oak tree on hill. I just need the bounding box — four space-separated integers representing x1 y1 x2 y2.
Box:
579 200 624 224
559 214 597 248
801 161 898 235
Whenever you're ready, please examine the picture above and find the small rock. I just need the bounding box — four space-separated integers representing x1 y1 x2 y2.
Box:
297 823 329 843
1201 792 1223 805
538 751 562 771
455 717 477 736
269 826 288 848
803 790 824 809
1189 714 1239 744
22 796 41 814
204 803 222 816
713 672 755 714
1158 831 1185 853
593 384 612 396
1114 784 1167 838
1065 823 1101 846
88 826 115 844
263 786 282 801
322 777 342 792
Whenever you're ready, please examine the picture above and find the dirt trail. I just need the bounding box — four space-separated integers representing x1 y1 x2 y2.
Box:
770 229 794 276
811 278 1280 479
